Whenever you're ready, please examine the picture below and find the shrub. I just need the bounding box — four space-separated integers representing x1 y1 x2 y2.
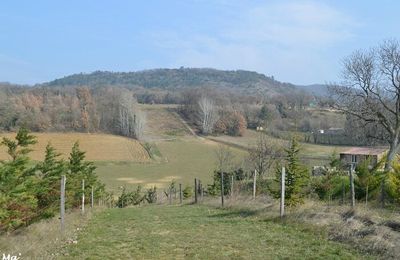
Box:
207 171 234 196
116 186 144 208
145 186 157 204
386 158 400 204
213 111 247 136
311 174 349 200
182 186 193 199
354 158 383 202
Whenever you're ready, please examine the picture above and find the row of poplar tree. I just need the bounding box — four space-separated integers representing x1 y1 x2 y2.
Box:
0 128 105 232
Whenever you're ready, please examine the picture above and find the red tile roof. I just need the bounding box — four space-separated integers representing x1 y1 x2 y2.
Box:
340 147 387 156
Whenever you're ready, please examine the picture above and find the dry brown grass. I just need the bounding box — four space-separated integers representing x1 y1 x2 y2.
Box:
0 208 101 259
140 104 190 140
288 202 400 259
0 132 150 162
202 196 400 259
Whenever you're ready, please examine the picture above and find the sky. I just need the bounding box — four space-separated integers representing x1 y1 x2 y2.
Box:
0 0 399 85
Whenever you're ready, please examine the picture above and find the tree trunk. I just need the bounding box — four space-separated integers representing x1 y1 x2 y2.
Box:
386 140 400 171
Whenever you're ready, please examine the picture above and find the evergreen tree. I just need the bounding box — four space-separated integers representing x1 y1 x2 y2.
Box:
35 143 66 217
271 138 310 206
329 150 341 169
67 142 103 207
0 128 38 231
354 157 382 203
0 130 106 232
311 151 347 201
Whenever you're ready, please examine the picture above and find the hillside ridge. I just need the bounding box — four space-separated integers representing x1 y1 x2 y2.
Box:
41 68 310 96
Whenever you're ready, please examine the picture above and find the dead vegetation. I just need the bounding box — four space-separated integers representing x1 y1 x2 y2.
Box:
0 208 101 259
202 195 400 259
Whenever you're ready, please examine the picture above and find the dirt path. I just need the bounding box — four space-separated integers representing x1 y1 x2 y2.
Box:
171 111 203 140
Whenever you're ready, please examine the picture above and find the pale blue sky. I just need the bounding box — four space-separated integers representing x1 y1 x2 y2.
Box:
0 0 399 85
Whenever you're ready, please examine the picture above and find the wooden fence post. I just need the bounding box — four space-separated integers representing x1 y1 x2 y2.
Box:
60 175 66 235
194 178 198 204
340 180 345 205
280 167 285 218
253 169 257 199
220 172 224 207
349 165 355 208
179 184 182 204
198 180 201 202
380 178 385 208
200 183 203 201
91 186 94 208
174 187 177 200
231 175 234 196
169 188 172 205
82 179 85 214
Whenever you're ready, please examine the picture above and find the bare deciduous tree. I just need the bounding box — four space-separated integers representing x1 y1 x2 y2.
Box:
330 39 400 169
133 110 146 140
215 145 235 173
115 89 146 140
249 132 284 177
118 93 135 137
198 96 218 135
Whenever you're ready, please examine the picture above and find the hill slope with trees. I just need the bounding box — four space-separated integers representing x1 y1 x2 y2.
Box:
42 68 297 97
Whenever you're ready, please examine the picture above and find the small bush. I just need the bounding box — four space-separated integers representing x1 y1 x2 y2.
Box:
145 186 157 204
183 186 193 199
116 186 144 208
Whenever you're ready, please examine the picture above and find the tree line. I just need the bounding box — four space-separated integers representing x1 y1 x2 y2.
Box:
0 85 146 140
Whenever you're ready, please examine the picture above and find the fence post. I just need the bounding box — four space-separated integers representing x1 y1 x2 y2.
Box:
82 179 85 214
91 186 94 208
280 167 285 218
198 180 201 202
179 183 182 204
231 175 234 196
194 178 198 204
169 188 172 205
200 183 203 201
253 169 257 199
341 179 345 205
60 175 66 235
349 165 355 208
220 172 224 207
380 178 385 208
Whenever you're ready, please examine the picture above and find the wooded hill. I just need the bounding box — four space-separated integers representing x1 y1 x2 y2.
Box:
42 68 299 97
0 68 340 144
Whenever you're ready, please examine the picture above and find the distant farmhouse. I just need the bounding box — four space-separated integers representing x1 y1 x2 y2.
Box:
340 147 387 168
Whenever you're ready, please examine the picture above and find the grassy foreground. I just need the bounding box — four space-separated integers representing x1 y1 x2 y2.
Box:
63 205 365 259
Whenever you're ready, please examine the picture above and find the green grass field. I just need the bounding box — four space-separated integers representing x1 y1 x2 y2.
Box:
62 205 366 259
208 129 355 165
95 138 247 192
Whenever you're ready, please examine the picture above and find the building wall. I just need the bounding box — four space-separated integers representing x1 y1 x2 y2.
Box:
340 154 378 167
